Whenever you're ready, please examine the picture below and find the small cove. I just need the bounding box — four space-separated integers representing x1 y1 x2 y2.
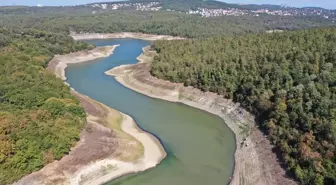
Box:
65 38 236 185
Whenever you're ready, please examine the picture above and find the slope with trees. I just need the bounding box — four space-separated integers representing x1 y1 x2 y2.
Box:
0 1 335 184
150 27 336 185
0 28 93 184
41 11 334 38
0 6 334 38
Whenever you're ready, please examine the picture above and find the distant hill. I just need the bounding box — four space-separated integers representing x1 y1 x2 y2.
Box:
93 0 284 10
97 0 333 11
85 0 336 19
0 0 334 36
1 0 335 20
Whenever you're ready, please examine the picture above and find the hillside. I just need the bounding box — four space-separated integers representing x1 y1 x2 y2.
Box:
0 0 335 39
0 1 335 184
89 0 336 19
1 0 335 18
0 29 93 184
150 27 336 185
0 5 334 38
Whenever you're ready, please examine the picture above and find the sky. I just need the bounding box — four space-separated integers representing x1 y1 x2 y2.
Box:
0 0 335 9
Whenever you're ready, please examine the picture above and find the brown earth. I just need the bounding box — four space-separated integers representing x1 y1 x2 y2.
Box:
47 45 119 81
71 32 185 41
14 45 166 185
13 90 143 185
105 46 298 185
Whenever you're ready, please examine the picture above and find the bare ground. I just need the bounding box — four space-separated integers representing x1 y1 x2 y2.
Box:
13 91 143 185
105 46 298 185
14 46 166 185
47 45 119 80
71 32 185 41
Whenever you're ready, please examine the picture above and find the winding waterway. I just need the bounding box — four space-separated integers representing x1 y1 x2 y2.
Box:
65 39 236 185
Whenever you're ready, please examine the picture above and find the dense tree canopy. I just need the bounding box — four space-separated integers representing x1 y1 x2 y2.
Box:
0 2 335 184
0 29 93 184
0 8 334 38
151 28 336 185
44 11 335 38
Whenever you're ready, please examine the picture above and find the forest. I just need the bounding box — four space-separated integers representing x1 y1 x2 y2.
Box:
44 12 335 38
0 7 335 38
0 1 335 184
0 29 93 184
151 27 336 185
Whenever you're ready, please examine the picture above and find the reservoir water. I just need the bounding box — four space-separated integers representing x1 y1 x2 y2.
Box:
65 39 236 185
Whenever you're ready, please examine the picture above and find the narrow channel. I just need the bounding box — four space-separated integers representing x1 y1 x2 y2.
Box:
65 38 236 185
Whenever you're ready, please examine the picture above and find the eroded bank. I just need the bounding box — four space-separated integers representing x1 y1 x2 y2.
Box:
106 46 297 185
14 45 166 185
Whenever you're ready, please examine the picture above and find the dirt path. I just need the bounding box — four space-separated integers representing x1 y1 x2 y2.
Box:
105 46 298 185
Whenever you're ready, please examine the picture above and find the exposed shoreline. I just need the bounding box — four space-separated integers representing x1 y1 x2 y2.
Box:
68 112 166 185
71 32 185 41
14 45 166 185
105 46 298 185
48 45 120 81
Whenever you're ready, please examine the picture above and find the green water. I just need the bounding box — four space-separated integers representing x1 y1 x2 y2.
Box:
65 39 236 185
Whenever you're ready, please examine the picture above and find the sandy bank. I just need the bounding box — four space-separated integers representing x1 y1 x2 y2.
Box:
67 110 166 185
71 32 185 41
78 113 166 185
105 46 298 185
14 46 166 185
48 45 119 81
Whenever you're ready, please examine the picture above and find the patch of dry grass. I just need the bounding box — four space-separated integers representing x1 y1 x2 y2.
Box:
96 102 144 162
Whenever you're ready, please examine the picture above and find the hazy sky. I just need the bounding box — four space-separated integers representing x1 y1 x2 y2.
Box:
0 0 335 9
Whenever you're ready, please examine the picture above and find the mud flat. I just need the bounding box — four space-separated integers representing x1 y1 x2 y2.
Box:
14 46 166 185
106 46 298 185
71 32 185 41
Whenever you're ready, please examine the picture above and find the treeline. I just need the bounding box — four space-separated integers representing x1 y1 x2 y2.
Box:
151 28 336 185
30 12 336 38
0 8 335 38
0 29 93 184
0 3 335 184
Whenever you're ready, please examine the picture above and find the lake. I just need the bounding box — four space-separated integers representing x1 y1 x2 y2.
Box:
65 38 236 185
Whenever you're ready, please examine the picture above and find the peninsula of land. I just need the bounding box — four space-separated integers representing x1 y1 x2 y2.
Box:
14 44 166 185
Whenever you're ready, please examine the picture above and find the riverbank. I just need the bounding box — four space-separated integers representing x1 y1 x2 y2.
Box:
71 32 185 41
14 46 166 185
106 46 298 185
48 45 120 81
